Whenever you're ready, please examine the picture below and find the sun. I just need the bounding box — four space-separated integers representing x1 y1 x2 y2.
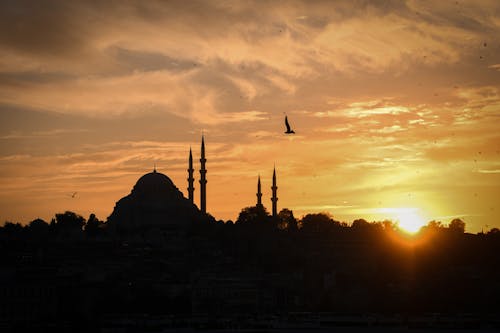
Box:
375 207 427 234
395 208 427 234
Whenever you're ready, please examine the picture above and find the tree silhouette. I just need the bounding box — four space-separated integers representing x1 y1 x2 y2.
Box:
488 227 500 235
420 220 444 234
28 218 50 237
300 212 340 233
0 221 24 236
352 218 369 229
236 205 270 224
278 208 297 231
449 218 466 233
53 211 85 237
382 219 397 231
84 213 104 237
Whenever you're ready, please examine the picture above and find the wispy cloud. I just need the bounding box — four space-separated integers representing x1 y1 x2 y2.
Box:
0 128 90 139
478 169 500 174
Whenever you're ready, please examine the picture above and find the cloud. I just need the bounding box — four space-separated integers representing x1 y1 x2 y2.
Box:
2 1 497 75
478 169 500 174
0 128 90 140
1 0 498 129
107 46 198 73
370 125 405 134
294 204 358 211
226 76 258 100
0 1 93 57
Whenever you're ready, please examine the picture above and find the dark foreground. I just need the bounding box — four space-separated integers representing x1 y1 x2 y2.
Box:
99 313 500 333
2 212 500 332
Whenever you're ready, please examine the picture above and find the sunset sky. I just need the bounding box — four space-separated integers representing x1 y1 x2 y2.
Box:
1 0 499 233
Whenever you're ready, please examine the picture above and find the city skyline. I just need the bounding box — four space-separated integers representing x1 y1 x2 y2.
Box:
1 1 499 232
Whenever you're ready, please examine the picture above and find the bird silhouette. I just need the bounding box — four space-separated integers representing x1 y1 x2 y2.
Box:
284 116 295 134
70 192 77 198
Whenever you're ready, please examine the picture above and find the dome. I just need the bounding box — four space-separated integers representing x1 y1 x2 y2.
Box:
108 168 205 235
132 170 180 198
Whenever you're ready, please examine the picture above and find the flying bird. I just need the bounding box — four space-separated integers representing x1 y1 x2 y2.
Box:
70 192 77 198
284 116 295 134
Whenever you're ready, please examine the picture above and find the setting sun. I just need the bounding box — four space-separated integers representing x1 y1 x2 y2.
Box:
378 207 427 234
396 208 427 234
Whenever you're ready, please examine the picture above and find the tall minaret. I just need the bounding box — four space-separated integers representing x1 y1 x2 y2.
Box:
256 175 263 208
199 135 207 213
271 166 278 217
187 147 194 204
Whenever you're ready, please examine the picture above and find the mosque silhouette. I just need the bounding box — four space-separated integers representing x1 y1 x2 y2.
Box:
108 135 279 234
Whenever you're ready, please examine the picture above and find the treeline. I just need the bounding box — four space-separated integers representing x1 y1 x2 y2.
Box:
0 211 106 239
232 205 499 235
1 206 500 239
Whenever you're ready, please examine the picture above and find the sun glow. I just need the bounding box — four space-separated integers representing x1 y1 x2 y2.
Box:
378 207 427 234
396 211 426 234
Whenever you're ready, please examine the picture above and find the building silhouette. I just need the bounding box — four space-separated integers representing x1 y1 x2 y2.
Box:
107 168 204 241
199 135 207 214
108 136 285 235
187 147 194 204
271 166 278 217
186 137 281 218
256 175 263 208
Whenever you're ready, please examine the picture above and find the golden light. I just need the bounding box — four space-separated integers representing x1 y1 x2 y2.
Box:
396 209 426 234
378 207 427 235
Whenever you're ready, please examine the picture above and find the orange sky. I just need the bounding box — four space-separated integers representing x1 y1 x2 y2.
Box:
0 1 499 232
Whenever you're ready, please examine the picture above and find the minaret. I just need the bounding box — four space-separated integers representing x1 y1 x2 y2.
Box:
199 135 207 213
187 147 194 204
256 175 263 208
271 166 278 217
